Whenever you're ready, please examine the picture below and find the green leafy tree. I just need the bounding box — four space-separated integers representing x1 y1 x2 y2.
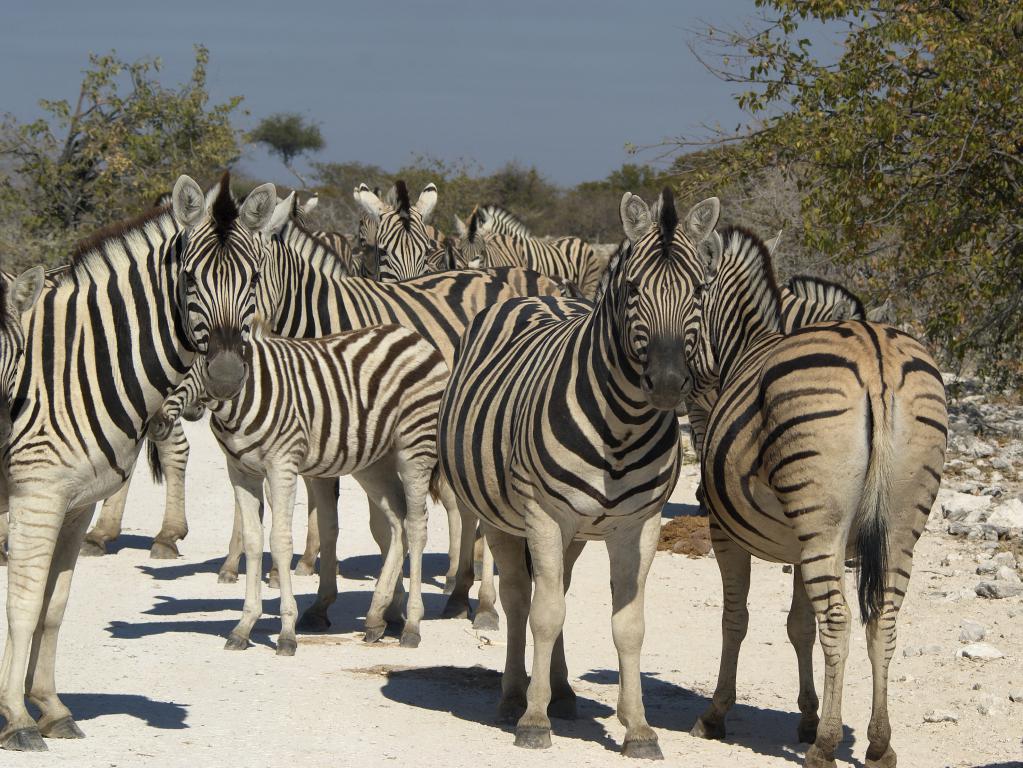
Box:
249 112 324 187
0 45 243 267
677 1 1023 382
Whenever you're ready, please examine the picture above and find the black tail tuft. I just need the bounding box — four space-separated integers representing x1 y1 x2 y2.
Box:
428 462 442 504
147 440 164 485
856 512 888 624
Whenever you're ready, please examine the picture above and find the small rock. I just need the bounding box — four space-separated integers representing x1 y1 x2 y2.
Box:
993 551 1017 568
956 642 1005 660
903 644 943 657
964 467 982 479
959 620 986 642
968 439 996 458
976 561 1000 575
923 709 959 724
941 492 992 521
1009 691 1023 703
996 565 1022 583
975 580 1023 599
781 564 793 574
987 498 1023 529
898 674 915 683
991 456 1011 470
977 697 999 716
972 682 982 690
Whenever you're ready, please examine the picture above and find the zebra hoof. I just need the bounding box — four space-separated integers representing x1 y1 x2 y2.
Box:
399 631 421 649
514 725 551 750
804 744 838 768
548 691 577 720
149 541 180 560
472 610 500 632
293 559 316 576
217 570 238 584
224 633 249 651
297 610 330 633
441 597 470 620
622 737 663 760
40 716 85 739
1 727 47 751
363 624 385 644
690 715 726 740
79 539 108 557
798 717 819 744
865 744 897 768
276 637 297 657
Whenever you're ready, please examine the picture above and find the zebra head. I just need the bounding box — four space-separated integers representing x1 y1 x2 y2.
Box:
171 172 277 400
0 267 44 445
354 181 438 281
612 188 721 411
452 208 486 268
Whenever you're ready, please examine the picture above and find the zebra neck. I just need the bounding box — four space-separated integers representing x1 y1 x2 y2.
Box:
588 291 657 424
707 304 782 388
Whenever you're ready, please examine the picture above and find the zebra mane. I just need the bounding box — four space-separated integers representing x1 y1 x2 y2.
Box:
0 276 7 323
478 204 531 237
719 225 784 316
658 187 678 259
787 274 866 320
466 207 480 243
393 180 412 229
210 171 239 242
67 202 175 280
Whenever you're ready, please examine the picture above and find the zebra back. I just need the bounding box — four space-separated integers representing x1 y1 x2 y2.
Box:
782 274 865 332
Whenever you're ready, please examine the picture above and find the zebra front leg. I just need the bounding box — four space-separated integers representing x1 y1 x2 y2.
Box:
266 468 299 656
297 478 339 632
218 502 244 584
441 480 477 619
367 498 407 626
26 505 93 740
355 465 408 641
0 492 65 751
789 569 820 744
294 477 321 576
151 428 190 559
224 466 265 651
80 478 131 557
481 522 530 724
472 532 499 631
606 512 663 759
398 458 432 649
548 540 585 720
691 525 751 741
513 509 572 751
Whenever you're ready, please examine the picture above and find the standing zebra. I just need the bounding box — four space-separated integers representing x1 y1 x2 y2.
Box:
0 268 44 452
353 181 439 281
0 172 277 751
453 207 603 299
681 226 946 768
438 189 722 757
152 322 447 653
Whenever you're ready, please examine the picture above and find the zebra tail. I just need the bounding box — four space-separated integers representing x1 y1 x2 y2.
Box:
855 388 892 625
428 462 442 504
147 440 165 485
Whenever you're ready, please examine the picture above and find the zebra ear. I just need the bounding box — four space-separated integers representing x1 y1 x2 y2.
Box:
354 184 387 221
172 175 206 228
414 183 438 223
302 195 319 215
682 197 721 244
12 266 45 313
620 193 652 243
238 182 278 233
699 230 724 281
763 229 783 257
444 240 459 270
453 215 467 238
266 192 295 236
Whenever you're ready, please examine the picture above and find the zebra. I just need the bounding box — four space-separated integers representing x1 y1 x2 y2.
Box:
452 207 603 298
0 171 278 751
0 268 44 454
151 321 447 653
353 181 439 281
471 203 533 238
437 189 722 757
681 226 946 768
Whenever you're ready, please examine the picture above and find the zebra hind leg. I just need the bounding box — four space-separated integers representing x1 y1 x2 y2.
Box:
471 533 499 631
224 466 266 651
440 479 462 594
547 540 585 720
293 476 320 575
691 525 751 741
217 503 244 583
151 428 190 559
266 468 299 656
788 569 820 744
80 478 131 557
297 478 339 632
441 482 477 620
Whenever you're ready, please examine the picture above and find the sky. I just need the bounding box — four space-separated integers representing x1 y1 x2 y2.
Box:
4 0 775 187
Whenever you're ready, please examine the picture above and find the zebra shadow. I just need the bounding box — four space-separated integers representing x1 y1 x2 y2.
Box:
374 664 620 750
137 557 224 580
28 693 189 730
581 669 857 765
104 533 158 554
340 552 451 590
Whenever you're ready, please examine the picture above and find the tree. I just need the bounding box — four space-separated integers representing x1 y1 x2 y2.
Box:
0 45 243 268
677 1 1023 382
249 112 324 187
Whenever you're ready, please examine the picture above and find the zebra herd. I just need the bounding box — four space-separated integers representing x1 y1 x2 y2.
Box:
0 172 946 768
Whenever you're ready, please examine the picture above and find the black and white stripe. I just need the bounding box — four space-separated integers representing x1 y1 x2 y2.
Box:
353 180 439 281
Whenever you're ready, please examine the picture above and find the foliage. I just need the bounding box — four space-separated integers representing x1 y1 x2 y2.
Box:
249 112 324 186
0 46 243 269
678 1 1023 381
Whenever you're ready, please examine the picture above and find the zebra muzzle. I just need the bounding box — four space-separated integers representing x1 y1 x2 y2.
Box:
204 351 247 400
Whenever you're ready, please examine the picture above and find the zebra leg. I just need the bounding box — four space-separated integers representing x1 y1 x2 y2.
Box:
367 499 407 626
294 477 321 576
0 493 66 750
438 479 461 594
217 502 244 584
606 512 662 759
0 511 7 565
266 468 299 657
481 522 530 724
548 540 585 720
151 428 190 559
472 533 499 631
224 466 265 651
80 477 131 557
513 510 572 750
355 464 408 640
297 478 339 633
441 481 477 619
788 570 820 744
397 458 431 649
691 526 751 741
25 505 92 740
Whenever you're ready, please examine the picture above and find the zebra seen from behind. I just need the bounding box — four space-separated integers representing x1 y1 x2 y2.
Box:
0 172 278 751
438 189 722 757
681 226 947 768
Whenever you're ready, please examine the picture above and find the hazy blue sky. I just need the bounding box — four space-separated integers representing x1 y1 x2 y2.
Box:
5 0 769 186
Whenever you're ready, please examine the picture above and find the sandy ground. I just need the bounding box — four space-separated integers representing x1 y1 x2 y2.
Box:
2 417 1021 768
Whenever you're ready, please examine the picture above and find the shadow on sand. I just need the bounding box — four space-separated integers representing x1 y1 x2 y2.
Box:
662 502 702 519
53 693 189 730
